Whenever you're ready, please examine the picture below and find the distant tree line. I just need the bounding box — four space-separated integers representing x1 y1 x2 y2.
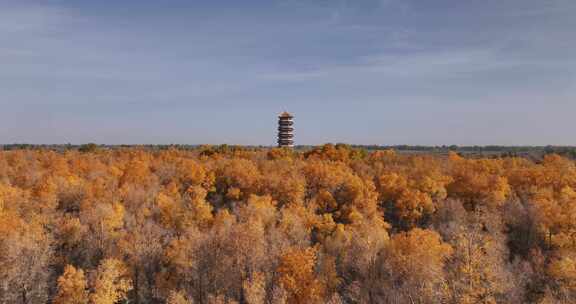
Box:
3 143 576 159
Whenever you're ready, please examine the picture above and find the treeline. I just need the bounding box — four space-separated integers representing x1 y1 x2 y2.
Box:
356 144 576 158
4 143 576 159
0 144 575 303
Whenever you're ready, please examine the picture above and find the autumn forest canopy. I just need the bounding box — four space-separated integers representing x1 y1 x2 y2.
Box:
1 144 576 304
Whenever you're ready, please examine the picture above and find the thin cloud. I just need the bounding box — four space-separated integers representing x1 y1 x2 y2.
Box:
0 3 69 33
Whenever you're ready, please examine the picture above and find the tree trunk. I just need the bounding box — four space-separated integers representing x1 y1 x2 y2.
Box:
134 267 140 304
20 287 27 304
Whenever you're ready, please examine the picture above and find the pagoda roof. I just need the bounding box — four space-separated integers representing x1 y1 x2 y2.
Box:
279 111 293 118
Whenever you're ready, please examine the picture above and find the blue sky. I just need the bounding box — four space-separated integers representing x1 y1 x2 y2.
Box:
1 0 575 145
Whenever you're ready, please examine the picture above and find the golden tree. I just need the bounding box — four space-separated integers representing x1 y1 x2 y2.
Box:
277 247 325 304
383 228 453 302
90 259 132 304
54 265 89 304
547 251 576 301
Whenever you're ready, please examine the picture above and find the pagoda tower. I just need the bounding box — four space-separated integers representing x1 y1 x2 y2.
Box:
277 112 294 148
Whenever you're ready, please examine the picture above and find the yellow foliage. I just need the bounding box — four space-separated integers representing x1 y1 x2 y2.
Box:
1 148 576 303
167 290 193 304
277 247 325 304
186 185 214 229
548 253 576 291
243 272 266 304
388 228 453 276
90 259 132 304
448 156 511 208
54 265 89 304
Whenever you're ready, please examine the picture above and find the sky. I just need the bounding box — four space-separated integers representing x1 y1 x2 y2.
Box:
1 0 575 146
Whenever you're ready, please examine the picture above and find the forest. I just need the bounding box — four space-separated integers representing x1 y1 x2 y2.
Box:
0 144 575 304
